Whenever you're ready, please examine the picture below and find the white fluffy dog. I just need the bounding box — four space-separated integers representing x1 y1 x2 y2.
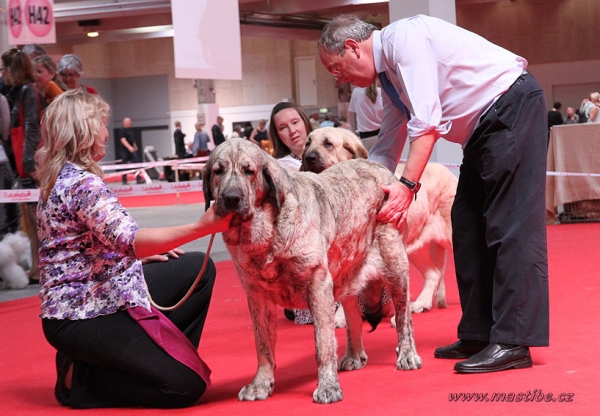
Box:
0 232 31 290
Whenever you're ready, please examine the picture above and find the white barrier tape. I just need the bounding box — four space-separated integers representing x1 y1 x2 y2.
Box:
0 181 205 203
2 169 598 203
547 171 600 178
101 157 209 172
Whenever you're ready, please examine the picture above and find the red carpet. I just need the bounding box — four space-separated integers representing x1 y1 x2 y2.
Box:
1 223 598 415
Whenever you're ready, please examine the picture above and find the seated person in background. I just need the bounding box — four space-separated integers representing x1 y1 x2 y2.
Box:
36 90 232 409
563 106 579 124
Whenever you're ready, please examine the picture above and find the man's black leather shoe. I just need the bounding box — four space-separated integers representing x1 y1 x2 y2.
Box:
454 343 532 373
434 340 488 359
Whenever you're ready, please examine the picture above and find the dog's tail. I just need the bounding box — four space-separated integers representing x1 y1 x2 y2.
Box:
363 305 384 332
359 281 389 332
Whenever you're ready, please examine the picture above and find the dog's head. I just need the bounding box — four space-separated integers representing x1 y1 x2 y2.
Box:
301 127 368 173
203 138 286 221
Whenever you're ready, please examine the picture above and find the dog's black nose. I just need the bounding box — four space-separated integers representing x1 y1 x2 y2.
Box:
222 191 241 210
303 153 316 167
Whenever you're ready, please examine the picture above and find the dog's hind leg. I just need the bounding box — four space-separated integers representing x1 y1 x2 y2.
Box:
307 270 343 404
378 227 422 371
338 296 368 371
238 294 278 401
408 241 448 313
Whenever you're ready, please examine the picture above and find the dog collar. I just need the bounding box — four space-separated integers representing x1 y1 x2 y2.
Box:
399 176 421 200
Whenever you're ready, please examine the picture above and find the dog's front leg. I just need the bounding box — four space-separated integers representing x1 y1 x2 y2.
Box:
238 294 277 401
307 273 343 404
338 296 368 371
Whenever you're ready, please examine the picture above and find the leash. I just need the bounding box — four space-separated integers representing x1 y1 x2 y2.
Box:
147 233 216 312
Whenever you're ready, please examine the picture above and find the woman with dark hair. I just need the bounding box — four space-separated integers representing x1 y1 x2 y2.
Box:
1 48 44 282
268 101 313 170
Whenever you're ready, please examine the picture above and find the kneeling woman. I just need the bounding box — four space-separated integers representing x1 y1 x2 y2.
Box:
36 90 232 408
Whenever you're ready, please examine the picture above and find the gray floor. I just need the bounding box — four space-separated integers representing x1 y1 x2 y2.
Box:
0 202 232 303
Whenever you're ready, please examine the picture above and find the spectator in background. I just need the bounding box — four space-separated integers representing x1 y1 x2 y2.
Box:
588 92 600 124
338 115 353 131
33 55 64 105
173 121 187 158
563 106 579 124
0 85 18 236
547 102 563 137
348 81 383 151
578 96 594 123
309 112 321 130
320 112 335 127
211 116 226 148
249 119 268 147
1 48 44 283
242 122 253 140
230 125 243 138
192 122 210 156
119 117 142 184
57 54 98 94
22 43 46 59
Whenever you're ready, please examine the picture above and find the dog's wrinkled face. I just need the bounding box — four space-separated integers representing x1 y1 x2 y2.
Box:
203 139 275 222
301 126 368 173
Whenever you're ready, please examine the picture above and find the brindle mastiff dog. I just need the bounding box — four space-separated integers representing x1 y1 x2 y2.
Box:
203 138 421 404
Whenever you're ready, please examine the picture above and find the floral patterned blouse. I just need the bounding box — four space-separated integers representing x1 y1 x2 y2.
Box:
37 162 150 320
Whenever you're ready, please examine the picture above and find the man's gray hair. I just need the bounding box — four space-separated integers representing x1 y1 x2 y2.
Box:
318 14 377 55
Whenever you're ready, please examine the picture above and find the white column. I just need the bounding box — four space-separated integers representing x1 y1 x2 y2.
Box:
0 0 10 52
389 0 456 24
388 0 462 170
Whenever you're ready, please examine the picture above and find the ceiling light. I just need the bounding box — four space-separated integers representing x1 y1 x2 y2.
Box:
87 31 99 38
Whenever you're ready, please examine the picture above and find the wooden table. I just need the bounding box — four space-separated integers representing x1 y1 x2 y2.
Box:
546 123 600 223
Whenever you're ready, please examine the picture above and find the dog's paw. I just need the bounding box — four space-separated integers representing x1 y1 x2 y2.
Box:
395 348 422 370
410 300 433 314
338 351 368 371
313 382 343 404
238 382 273 401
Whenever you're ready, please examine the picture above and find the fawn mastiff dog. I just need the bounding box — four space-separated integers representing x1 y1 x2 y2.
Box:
302 127 457 314
203 138 421 404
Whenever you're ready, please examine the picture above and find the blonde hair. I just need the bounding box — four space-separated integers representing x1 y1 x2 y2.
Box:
365 81 378 104
36 89 111 201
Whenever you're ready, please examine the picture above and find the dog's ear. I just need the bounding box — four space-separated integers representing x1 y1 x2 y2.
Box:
202 159 214 212
262 158 286 214
299 133 311 172
341 130 368 159
355 142 369 159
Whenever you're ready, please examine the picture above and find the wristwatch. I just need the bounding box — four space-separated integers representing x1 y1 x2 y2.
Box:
399 176 421 200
